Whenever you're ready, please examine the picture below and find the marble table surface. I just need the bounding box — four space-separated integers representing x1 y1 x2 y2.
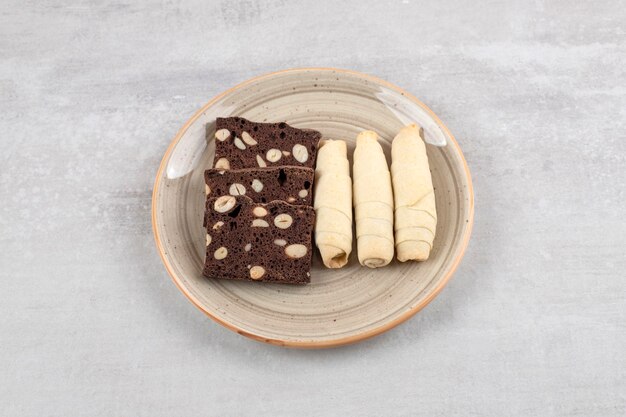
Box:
1 1 624 416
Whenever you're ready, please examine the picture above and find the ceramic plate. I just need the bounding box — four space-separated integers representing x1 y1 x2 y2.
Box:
152 68 474 348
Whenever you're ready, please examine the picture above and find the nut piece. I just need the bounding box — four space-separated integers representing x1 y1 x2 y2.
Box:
206 234 212 246
253 206 267 217
274 213 293 229
292 144 309 163
244 243 252 252
214 195 236 213
273 239 287 246
214 246 228 260
266 148 282 163
205 184 211 195
212 221 224 230
287 196 296 202
252 219 269 227
234 137 246 150
251 179 263 193
215 129 230 141
282 151 291 156
256 155 267 167
249 266 266 280
241 131 257 146
229 183 246 196
298 189 308 198
285 244 308 259
214 158 230 169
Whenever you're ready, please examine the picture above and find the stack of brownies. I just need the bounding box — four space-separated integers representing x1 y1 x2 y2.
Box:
202 117 321 284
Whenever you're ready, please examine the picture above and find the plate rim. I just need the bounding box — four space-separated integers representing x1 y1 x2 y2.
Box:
151 67 475 348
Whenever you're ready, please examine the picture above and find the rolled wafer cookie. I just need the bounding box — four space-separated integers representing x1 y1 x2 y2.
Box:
353 131 394 268
314 139 353 268
391 124 437 261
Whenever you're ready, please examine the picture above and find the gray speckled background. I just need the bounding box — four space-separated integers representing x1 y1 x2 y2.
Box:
1 1 625 416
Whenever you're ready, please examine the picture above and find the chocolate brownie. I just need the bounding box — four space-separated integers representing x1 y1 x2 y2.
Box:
203 195 315 284
204 166 314 205
212 117 321 170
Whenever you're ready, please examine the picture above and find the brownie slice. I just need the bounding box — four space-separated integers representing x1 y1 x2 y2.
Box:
203 195 315 284
213 117 321 170
205 166 314 205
